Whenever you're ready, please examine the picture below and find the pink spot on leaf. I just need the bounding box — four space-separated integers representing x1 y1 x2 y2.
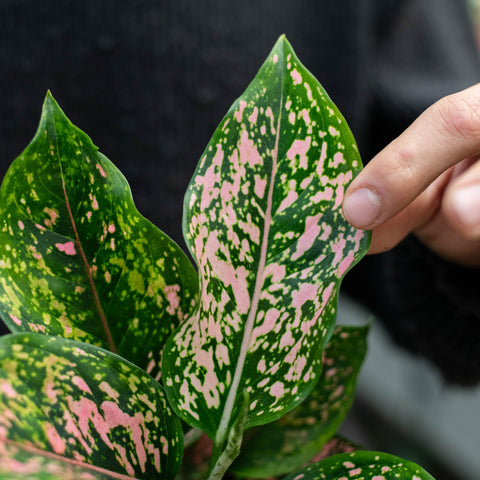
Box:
9 314 22 326
44 207 59 227
277 183 298 213
202 231 250 314
292 283 318 309
55 241 76 256
165 284 181 315
331 237 346 266
269 381 285 399
0 381 16 398
311 187 333 203
254 175 267 199
316 142 328 175
239 130 262 168
234 100 247 123
331 151 346 168
291 213 322 261
291 68 302 85
197 145 223 211
72 376 92 394
249 308 281 349
96 163 108 177
338 250 355 277
248 106 258 124
287 137 311 170
45 423 66 454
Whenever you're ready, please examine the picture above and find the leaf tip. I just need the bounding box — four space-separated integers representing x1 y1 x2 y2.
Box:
42 90 61 115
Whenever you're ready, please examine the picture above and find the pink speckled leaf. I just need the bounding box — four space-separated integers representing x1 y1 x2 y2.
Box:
0 333 183 480
282 451 436 480
163 35 370 448
0 93 198 379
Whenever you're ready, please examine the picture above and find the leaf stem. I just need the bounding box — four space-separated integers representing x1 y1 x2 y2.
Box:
205 440 241 480
206 391 249 480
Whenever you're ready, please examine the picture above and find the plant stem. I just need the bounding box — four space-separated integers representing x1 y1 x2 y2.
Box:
206 391 249 480
205 435 241 480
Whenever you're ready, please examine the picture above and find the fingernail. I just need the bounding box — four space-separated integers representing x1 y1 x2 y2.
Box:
343 188 382 228
451 184 480 229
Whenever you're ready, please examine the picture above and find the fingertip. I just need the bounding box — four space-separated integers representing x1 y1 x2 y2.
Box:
343 187 382 229
446 183 480 238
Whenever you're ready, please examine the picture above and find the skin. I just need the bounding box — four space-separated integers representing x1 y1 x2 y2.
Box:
342 83 480 267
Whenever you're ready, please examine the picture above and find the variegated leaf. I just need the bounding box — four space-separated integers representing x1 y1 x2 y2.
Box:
163 35 370 447
231 325 368 478
0 93 198 379
0 333 182 480
282 451 436 480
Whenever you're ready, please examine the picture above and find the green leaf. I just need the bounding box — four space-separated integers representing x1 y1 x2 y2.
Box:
0 92 198 378
163 35 370 446
230 325 368 478
0 333 183 480
282 451 436 480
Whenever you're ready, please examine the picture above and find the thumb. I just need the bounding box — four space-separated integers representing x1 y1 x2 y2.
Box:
343 84 480 230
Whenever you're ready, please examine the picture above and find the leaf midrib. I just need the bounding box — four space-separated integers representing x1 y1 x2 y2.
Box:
50 110 117 354
215 87 284 445
2 439 139 480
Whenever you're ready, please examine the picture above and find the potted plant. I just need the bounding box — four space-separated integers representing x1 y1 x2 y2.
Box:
0 36 435 480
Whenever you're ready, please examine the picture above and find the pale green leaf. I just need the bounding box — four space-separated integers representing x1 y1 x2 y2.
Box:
282 451 436 480
0 333 182 480
0 93 198 378
163 35 370 447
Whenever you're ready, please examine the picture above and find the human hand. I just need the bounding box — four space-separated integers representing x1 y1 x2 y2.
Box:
342 84 480 266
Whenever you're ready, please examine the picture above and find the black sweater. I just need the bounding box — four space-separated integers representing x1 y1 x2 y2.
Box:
0 0 479 384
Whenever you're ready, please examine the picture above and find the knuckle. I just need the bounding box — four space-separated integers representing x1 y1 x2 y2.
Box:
389 147 417 183
435 94 480 139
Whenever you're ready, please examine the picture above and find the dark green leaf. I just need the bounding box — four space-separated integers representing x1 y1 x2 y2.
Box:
0 93 198 378
163 35 370 447
0 333 183 480
231 325 368 477
282 451 436 480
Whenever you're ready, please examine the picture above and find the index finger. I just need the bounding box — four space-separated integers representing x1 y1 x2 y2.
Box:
342 83 480 229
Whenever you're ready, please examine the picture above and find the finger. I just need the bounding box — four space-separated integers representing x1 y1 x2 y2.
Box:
343 83 480 229
368 170 450 254
443 158 480 238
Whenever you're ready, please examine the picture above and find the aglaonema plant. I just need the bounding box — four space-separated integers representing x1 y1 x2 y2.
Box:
0 36 435 480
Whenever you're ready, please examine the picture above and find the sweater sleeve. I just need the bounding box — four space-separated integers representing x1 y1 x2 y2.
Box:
343 235 480 385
